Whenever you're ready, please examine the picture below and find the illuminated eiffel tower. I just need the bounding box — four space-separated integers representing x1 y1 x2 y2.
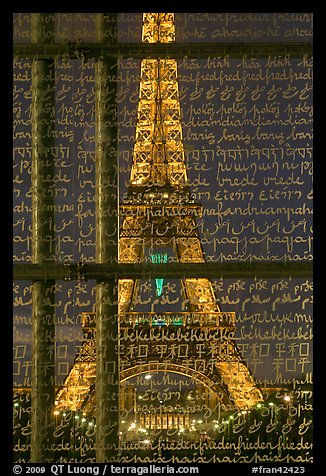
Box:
56 13 263 415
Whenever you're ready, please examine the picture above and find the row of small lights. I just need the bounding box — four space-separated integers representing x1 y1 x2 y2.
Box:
13 396 299 440
13 393 294 423
216 396 292 426
13 397 290 410
54 410 95 427
14 402 95 426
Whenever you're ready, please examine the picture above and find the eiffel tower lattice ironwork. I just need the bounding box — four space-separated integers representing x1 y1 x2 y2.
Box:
56 13 263 415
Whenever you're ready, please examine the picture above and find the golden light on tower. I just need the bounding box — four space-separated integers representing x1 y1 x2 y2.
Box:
56 12 263 415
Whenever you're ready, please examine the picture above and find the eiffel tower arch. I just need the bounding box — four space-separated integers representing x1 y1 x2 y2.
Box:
56 12 262 422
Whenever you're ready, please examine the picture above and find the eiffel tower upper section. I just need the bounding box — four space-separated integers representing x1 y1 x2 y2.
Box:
126 13 189 195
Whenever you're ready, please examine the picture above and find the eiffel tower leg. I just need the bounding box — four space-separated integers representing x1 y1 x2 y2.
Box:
30 14 56 463
95 14 119 463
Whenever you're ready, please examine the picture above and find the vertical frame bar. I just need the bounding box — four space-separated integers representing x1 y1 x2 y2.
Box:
30 13 56 462
95 13 120 462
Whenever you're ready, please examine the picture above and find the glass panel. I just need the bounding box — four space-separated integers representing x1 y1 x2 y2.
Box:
13 12 313 464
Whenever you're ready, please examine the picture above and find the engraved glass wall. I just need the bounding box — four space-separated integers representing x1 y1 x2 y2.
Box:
13 13 313 464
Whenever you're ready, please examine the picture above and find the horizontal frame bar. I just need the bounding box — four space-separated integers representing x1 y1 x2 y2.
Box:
13 261 313 281
13 42 313 60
